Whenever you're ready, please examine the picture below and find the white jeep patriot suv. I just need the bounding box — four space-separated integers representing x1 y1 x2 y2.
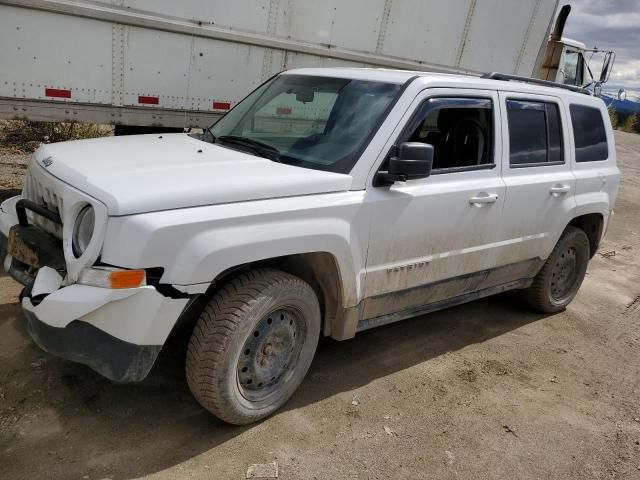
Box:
0 68 619 424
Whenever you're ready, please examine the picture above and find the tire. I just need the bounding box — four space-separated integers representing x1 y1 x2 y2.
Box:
186 268 321 425
523 226 590 313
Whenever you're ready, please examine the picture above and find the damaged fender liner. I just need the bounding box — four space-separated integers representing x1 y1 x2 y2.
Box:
0 232 7 265
24 310 161 383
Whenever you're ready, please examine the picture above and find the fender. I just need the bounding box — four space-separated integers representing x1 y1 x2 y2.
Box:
572 166 619 242
172 218 362 306
572 191 612 222
539 198 609 263
100 191 370 309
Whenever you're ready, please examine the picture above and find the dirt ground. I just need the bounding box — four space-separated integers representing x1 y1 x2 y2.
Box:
1 132 639 480
0 151 28 191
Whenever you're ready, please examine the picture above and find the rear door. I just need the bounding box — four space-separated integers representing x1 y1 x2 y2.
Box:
497 92 577 267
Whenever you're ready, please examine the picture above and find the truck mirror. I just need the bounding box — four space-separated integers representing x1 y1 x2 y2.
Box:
600 51 615 84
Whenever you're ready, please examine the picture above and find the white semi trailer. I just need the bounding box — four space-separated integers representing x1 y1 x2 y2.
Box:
0 0 614 133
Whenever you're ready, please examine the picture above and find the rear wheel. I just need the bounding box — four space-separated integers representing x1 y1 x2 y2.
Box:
186 268 320 425
523 226 590 313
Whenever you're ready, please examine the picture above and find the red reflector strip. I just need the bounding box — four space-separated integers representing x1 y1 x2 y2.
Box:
45 88 71 99
138 95 159 105
277 107 292 115
213 102 231 110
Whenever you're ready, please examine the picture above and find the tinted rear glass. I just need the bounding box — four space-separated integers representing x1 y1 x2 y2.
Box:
507 100 563 166
570 104 608 162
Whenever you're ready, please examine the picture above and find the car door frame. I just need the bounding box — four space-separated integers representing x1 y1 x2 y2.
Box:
359 87 514 328
497 90 577 267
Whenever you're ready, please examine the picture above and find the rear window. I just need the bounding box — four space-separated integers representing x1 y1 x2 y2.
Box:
570 104 608 162
507 100 563 166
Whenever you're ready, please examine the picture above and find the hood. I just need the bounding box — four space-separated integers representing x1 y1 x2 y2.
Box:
32 134 353 215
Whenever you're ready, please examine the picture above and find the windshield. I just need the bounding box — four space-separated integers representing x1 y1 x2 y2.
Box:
203 74 402 173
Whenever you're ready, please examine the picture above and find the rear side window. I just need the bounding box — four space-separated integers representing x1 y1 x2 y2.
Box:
507 100 563 166
570 104 608 162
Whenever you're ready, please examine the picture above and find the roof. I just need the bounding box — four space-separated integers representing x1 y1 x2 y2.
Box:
283 67 419 84
560 37 588 50
282 67 602 104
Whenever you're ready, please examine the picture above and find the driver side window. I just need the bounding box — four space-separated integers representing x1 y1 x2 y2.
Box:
403 98 494 171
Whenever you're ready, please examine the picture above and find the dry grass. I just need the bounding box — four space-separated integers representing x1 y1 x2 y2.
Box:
617 113 640 134
0 120 112 154
608 108 618 129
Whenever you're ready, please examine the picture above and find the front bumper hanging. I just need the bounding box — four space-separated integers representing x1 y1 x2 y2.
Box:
2 195 189 383
23 302 162 383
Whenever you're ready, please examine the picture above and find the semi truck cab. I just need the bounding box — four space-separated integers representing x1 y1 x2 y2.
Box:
537 5 617 96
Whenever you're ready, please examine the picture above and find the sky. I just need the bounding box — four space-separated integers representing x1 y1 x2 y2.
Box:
563 0 640 97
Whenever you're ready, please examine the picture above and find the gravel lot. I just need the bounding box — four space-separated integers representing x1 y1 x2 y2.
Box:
0 132 639 480
0 151 28 193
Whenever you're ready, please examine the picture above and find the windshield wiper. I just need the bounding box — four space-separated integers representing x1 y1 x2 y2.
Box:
215 135 281 162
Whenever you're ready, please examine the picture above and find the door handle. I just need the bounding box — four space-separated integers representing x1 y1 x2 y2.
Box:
469 193 498 206
549 184 571 196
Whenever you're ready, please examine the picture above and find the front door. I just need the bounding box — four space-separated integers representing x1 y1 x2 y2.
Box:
362 89 507 320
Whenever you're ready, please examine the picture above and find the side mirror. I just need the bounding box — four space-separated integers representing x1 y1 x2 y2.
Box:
599 51 616 84
593 83 602 97
618 88 627 101
377 142 434 185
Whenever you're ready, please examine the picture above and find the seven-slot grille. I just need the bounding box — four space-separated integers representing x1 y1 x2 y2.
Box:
22 169 64 238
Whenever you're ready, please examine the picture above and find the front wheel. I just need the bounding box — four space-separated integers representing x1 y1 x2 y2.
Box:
523 226 590 313
186 268 320 425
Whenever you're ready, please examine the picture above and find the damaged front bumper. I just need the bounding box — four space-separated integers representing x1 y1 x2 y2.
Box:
1 195 190 382
19 268 189 382
23 307 163 383
22 267 188 382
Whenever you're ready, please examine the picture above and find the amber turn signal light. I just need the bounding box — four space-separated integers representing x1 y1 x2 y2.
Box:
109 269 146 289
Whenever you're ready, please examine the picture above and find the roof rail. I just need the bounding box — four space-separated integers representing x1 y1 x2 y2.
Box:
482 72 592 95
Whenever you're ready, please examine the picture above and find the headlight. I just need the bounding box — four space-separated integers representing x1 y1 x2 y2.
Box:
72 205 95 257
78 267 146 289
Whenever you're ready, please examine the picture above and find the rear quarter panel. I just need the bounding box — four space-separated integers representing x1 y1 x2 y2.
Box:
566 99 620 236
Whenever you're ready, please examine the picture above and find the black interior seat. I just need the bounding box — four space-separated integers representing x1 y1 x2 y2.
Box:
451 111 487 166
431 108 460 169
403 106 491 170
